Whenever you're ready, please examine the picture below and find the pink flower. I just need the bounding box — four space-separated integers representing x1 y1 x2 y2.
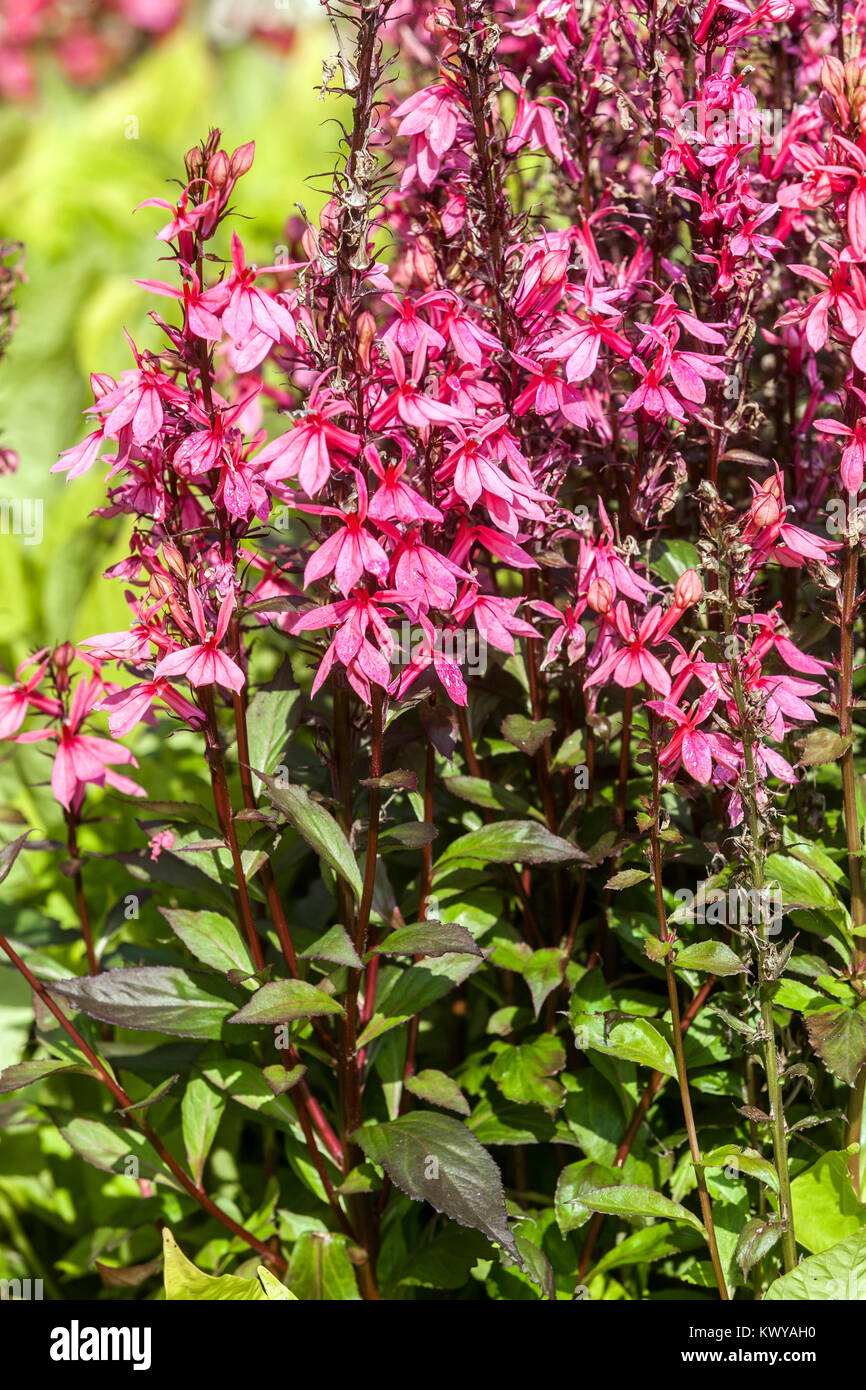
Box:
0 654 59 738
257 394 360 496
585 601 672 696
221 232 297 368
148 829 175 861
154 585 245 692
301 475 390 597
17 671 140 810
98 678 203 737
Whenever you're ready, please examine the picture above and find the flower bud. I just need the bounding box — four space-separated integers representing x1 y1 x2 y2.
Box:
206 150 229 193
149 571 174 602
54 641 76 670
162 542 187 581
229 141 255 179
674 568 702 609
586 577 614 614
750 487 781 529
820 55 845 100
356 310 377 371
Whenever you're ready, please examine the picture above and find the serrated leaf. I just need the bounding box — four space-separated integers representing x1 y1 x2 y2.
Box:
287 1231 360 1301
605 869 650 890
228 979 345 1025
0 831 31 885
256 774 363 899
795 728 852 768
245 680 299 779
765 854 838 913
299 924 362 970
374 921 482 959
490 1036 566 1113
50 967 237 1039
735 1216 783 1277
438 820 587 868
404 1069 470 1116
697 1145 779 1193
501 715 554 756
160 908 254 976
675 940 747 976
0 1058 88 1093
574 1183 705 1233
380 822 438 849
806 1008 866 1086
442 774 539 819
764 1228 866 1300
555 1160 623 1234
571 1009 677 1076
790 1150 866 1254
523 948 567 1017
355 1112 518 1260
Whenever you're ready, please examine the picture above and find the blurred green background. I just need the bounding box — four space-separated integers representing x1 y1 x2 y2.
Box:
0 14 335 665
0 12 337 1065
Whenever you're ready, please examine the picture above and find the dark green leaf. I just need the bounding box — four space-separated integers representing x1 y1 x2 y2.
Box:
50 968 237 1040
355 1112 519 1260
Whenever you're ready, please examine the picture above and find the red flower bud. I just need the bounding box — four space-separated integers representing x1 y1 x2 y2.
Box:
674 569 702 609
587 578 614 614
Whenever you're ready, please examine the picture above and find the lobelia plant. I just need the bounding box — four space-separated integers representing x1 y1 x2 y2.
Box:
4 0 866 1303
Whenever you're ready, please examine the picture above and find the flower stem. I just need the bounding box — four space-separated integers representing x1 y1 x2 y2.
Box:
0 930 286 1272
649 740 728 1298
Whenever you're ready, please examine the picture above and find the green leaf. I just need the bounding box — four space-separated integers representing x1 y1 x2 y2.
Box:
57 1117 171 1185
697 1145 779 1193
795 728 852 769
675 941 747 976
572 1009 677 1076
764 1228 866 1300
501 715 554 756
50 967 237 1040
442 774 540 819
181 1075 225 1187
245 679 299 778
162 1230 296 1301
765 853 838 913
0 1058 88 1093
550 729 585 770
298 924 362 970
256 774 363 899
555 1160 623 1234
160 908 254 976
360 769 418 791
437 820 587 868
650 539 700 583
228 979 344 1025
523 948 567 1017
286 1232 360 1301
605 869 651 890
806 1008 866 1086
374 921 482 959
380 822 438 849
574 1183 705 1233
490 1036 566 1113
790 1151 866 1254
399 1226 490 1291
735 1216 784 1278
404 1069 470 1115
0 830 31 885
355 1112 519 1260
